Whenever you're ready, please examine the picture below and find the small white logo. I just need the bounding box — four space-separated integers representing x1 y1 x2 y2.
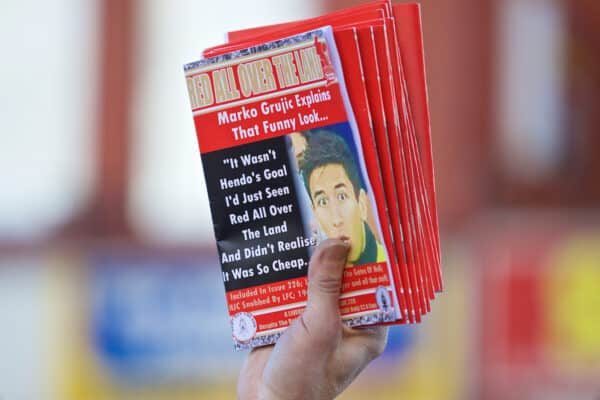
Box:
375 286 392 314
231 312 257 343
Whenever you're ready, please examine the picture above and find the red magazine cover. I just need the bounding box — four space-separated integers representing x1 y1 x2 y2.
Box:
355 24 415 322
357 2 436 309
381 5 437 302
219 1 428 323
371 20 429 317
393 3 442 291
334 27 410 323
220 13 421 322
218 0 443 321
184 27 401 349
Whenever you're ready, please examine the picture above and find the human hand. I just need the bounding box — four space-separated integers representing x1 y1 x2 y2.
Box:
238 239 389 400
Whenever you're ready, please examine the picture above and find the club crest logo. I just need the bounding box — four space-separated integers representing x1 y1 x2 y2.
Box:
231 312 257 343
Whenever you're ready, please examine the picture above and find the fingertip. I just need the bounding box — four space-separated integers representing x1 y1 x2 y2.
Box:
312 239 350 265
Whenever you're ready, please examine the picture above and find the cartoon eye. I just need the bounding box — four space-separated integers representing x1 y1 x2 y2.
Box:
316 196 328 207
337 191 348 201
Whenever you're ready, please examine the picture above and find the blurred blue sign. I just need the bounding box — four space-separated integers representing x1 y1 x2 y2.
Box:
89 249 244 385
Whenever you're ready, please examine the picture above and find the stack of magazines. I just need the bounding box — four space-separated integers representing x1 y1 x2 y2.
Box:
184 0 442 350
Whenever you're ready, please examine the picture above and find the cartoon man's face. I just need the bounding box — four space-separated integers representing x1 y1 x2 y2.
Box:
308 163 367 263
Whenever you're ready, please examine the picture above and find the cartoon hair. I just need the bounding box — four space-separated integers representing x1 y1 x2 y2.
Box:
300 130 363 200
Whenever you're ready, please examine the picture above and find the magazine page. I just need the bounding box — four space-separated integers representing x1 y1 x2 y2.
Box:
218 5 417 324
222 3 431 318
381 12 435 306
356 24 413 322
333 27 409 323
184 27 400 349
372 22 427 319
222 0 441 312
392 3 442 291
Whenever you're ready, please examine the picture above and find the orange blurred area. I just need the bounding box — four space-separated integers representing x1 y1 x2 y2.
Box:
1 0 599 399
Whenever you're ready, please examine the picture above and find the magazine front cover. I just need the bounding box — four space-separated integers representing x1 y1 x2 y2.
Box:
184 27 400 349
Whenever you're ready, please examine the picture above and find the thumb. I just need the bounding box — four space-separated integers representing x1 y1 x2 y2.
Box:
302 239 349 331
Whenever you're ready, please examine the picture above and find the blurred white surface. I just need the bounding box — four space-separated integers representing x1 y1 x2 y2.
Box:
0 0 98 240
0 256 51 399
129 0 322 244
496 0 566 182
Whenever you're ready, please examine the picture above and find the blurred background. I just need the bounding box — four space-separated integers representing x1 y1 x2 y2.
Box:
1 0 599 399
